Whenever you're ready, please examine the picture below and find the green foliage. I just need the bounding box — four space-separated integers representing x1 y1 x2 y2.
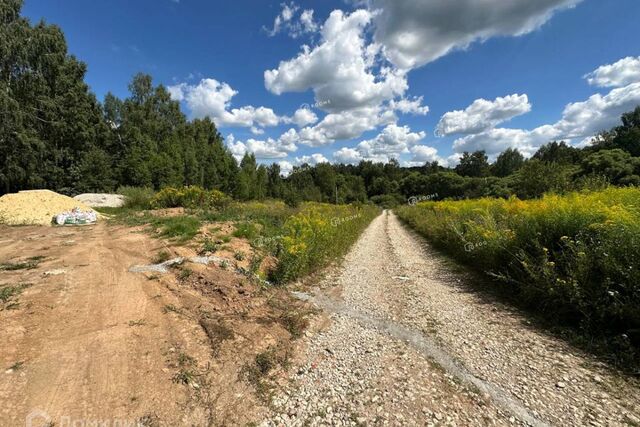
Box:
455 151 490 177
396 188 640 364
118 186 155 209
271 203 380 283
156 216 201 242
581 149 640 184
151 186 231 209
492 148 525 177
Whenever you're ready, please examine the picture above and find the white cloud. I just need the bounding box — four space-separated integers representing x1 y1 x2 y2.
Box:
409 145 442 164
436 94 532 137
278 160 294 176
284 107 318 127
357 123 426 158
333 147 362 164
370 0 581 69
297 106 396 147
265 3 318 38
265 10 409 113
452 82 640 157
330 123 427 164
389 96 430 115
294 153 329 165
225 131 298 161
265 2 298 37
168 78 281 129
585 56 640 88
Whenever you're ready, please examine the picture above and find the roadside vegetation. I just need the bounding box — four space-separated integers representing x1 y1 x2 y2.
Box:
99 186 380 285
396 187 640 369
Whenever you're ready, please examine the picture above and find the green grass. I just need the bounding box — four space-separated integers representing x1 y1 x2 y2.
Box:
0 256 45 271
0 283 31 309
396 187 640 371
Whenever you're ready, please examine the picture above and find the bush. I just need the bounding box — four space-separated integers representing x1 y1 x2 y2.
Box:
118 186 155 209
271 203 380 283
396 188 640 358
151 186 231 210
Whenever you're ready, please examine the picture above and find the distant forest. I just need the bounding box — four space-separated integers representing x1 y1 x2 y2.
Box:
2 0 640 205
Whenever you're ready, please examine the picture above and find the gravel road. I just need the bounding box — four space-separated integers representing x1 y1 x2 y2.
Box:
263 211 640 426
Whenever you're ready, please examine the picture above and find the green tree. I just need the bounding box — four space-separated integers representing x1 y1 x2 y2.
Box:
492 148 525 177
455 151 490 177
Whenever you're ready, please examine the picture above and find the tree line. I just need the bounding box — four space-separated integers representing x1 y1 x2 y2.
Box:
1 0 639 205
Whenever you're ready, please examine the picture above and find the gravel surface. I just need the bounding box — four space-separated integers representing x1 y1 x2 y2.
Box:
262 211 640 426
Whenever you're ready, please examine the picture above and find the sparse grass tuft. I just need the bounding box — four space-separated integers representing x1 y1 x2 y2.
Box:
152 250 171 264
163 304 182 314
0 283 31 310
199 238 219 255
279 310 310 340
0 256 44 271
178 268 193 281
234 251 246 261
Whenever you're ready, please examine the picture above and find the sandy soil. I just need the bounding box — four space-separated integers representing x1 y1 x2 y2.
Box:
0 222 300 427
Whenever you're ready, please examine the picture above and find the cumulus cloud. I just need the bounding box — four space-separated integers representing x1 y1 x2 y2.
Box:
168 78 281 129
294 153 329 165
330 123 429 164
333 147 362 164
297 106 396 147
584 56 640 88
409 145 442 164
278 160 294 176
389 96 430 115
370 0 581 69
284 107 318 127
225 131 298 161
265 10 409 113
435 94 531 136
452 82 640 157
357 123 426 158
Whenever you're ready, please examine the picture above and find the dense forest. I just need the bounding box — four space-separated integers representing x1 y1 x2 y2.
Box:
1 0 639 204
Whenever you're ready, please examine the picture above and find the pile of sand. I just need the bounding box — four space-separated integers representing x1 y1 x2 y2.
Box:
74 193 125 208
0 190 96 226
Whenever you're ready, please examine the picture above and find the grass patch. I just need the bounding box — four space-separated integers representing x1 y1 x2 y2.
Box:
152 250 172 264
0 283 31 310
177 268 193 281
278 310 310 340
157 216 201 242
232 222 260 240
0 256 45 271
199 238 219 254
396 187 640 372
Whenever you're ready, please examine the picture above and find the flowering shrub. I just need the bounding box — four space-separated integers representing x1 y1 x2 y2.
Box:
151 186 231 209
271 203 379 283
396 187 640 352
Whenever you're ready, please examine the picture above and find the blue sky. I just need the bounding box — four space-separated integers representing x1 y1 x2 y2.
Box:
23 0 640 173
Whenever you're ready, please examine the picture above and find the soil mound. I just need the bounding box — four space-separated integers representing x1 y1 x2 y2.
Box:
0 190 95 225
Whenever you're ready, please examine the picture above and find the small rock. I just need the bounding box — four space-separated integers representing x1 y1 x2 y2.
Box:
556 381 566 389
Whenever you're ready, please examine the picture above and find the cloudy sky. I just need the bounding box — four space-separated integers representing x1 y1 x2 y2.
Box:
24 0 640 174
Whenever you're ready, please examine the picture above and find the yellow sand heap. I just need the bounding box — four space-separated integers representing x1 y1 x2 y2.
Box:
0 190 95 226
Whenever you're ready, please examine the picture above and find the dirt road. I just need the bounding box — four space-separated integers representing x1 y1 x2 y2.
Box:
0 223 275 426
266 211 640 426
